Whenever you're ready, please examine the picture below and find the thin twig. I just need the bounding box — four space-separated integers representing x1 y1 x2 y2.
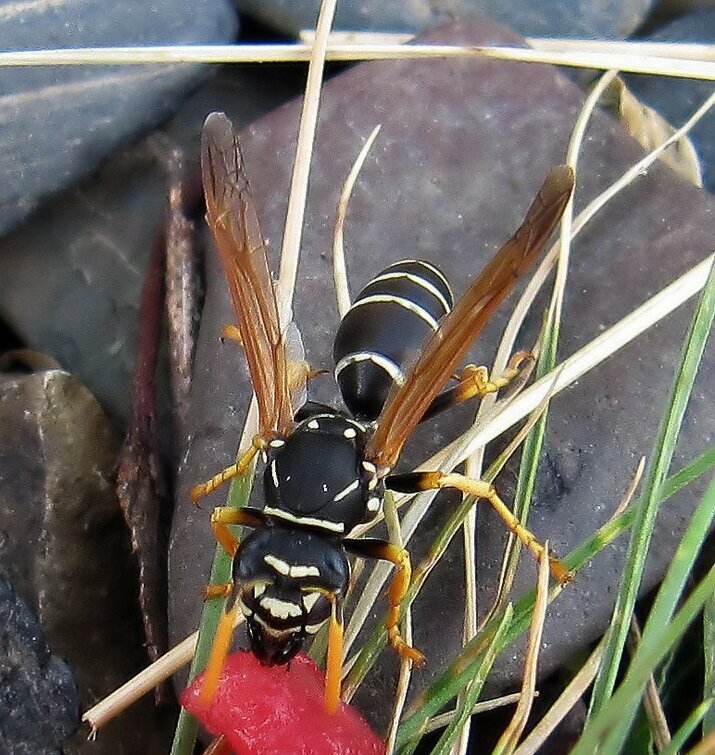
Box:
0 44 713 79
301 31 715 62
276 0 338 322
613 457 647 520
492 542 551 754
425 692 531 734
83 631 196 731
513 635 608 755
82 611 246 731
333 124 381 317
628 617 672 751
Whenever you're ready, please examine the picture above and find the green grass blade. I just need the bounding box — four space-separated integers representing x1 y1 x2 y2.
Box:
574 557 715 752
170 469 255 755
704 593 715 737
588 258 715 720
574 473 715 751
600 471 715 751
663 699 713 755
430 606 513 755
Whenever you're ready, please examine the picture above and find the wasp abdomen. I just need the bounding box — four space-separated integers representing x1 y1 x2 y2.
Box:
333 260 453 421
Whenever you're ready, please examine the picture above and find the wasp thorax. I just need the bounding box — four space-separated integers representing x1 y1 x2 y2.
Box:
262 413 384 535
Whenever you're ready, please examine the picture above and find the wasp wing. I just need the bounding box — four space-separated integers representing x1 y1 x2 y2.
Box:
365 165 575 469
201 112 297 436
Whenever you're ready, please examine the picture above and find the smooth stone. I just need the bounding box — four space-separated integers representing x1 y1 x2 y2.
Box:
0 574 79 755
0 65 305 425
650 0 715 20
169 20 715 731
0 0 237 236
626 10 715 192
0 369 173 753
236 0 653 39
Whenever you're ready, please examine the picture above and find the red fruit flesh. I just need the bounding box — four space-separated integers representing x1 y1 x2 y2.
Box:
181 651 386 755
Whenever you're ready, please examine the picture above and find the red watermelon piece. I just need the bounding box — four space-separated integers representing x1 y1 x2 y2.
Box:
181 651 386 755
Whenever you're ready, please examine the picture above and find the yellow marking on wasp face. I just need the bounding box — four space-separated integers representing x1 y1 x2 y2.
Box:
259 595 302 619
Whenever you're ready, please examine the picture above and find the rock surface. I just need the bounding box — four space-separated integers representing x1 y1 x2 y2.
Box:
0 65 305 425
169 19 715 732
0 0 237 236
236 0 654 39
626 9 715 192
0 574 79 755
0 369 173 753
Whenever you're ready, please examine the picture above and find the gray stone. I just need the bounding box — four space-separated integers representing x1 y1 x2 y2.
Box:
0 0 237 236
169 19 715 731
0 369 173 753
0 66 305 425
236 0 653 39
0 574 79 755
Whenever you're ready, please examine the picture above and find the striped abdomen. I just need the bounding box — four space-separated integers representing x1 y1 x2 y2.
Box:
333 260 454 421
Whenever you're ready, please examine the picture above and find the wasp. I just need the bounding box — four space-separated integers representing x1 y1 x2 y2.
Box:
192 112 574 713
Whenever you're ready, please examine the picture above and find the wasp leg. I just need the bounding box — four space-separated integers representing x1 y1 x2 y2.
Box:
200 601 240 706
210 506 267 558
423 351 534 421
296 585 344 714
344 538 425 665
191 435 275 504
387 471 571 584
204 581 234 601
221 324 325 385
322 591 345 715
220 324 243 345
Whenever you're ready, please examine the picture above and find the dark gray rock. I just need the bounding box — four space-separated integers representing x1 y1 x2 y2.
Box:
650 0 715 23
0 66 305 426
0 369 173 753
626 10 715 192
0 0 237 236
0 573 79 755
169 19 715 732
236 0 653 39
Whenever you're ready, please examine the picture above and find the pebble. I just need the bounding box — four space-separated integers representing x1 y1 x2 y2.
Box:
0 65 305 426
0 0 238 236
0 574 79 755
0 369 173 753
235 0 654 39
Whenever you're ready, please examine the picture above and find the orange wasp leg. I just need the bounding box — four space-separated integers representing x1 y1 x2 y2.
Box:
455 350 534 401
220 323 326 384
204 581 234 601
344 538 425 666
209 505 267 558
220 323 243 345
199 602 239 707
424 351 535 421
190 435 271 504
388 472 572 584
203 507 267 599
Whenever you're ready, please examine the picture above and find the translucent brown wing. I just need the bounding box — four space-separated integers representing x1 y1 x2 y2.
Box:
201 111 295 436
365 165 575 469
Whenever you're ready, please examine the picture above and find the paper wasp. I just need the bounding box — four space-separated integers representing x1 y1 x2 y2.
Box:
192 111 574 713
